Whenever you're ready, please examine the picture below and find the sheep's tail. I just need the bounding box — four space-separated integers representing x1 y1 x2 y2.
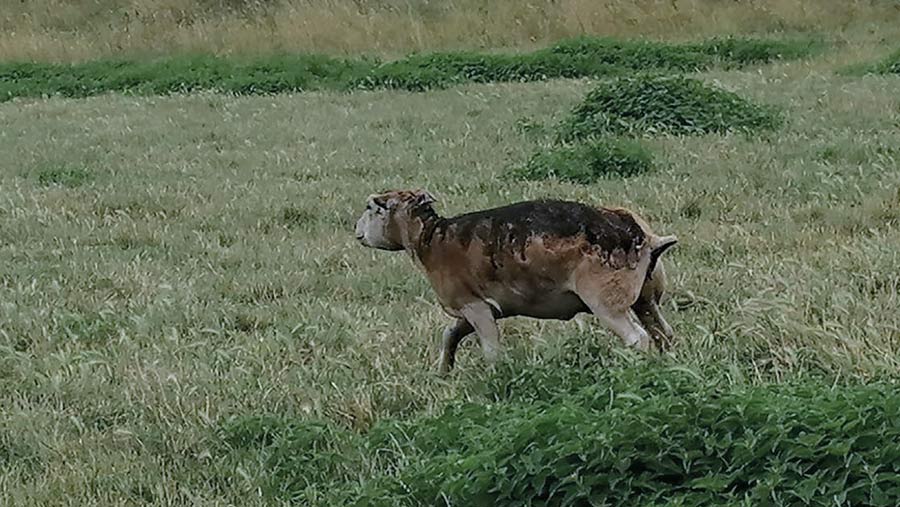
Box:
646 235 678 279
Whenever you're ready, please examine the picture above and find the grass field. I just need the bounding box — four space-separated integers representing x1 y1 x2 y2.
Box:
2 6 900 505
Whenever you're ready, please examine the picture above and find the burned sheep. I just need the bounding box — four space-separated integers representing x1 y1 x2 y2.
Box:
355 189 678 373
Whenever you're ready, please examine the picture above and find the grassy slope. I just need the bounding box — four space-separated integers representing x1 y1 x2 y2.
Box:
1 40 900 505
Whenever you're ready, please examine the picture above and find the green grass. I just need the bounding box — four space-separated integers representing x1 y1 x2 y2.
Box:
0 36 822 100
509 138 654 182
1 31 900 505
559 75 783 141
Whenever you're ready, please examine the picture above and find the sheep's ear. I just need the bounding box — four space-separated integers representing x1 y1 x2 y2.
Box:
414 189 436 206
369 194 391 210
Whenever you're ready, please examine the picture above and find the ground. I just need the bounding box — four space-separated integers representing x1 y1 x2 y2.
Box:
1 26 900 505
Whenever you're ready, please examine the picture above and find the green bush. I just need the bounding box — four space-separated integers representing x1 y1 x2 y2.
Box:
691 36 826 69
509 139 653 182
357 36 822 91
547 36 821 73
874 49 900 74
841 48 900 76
547 37 708 72
559 75 783 141
356 37 708 91
0 36 822 99
219 365 900 506
36 165 92 187
219 415 360 500
0 54 373 101
356 372 900 507
355 50 625 91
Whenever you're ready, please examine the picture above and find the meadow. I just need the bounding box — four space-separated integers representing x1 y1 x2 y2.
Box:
2 2 900 506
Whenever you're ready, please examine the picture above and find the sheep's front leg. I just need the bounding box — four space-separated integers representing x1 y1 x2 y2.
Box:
460 302 502 365
633 298 674 351
439 318 474 374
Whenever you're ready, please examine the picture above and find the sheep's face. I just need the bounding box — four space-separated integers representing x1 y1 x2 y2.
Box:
355 190 435 251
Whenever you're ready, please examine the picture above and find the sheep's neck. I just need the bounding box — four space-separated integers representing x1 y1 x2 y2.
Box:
400 207 443 266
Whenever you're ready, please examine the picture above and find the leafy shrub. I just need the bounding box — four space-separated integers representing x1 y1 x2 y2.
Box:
355 48 641 91
221 365 900 507
36 165 92 187
220 414 291 449
195 0 280 14
0 429 41 472
546 36 709 72
357 36 822 91
281 205 317 228
691 36 826 69
0 36 822 99
359 52 550 91
356 37 706 91
57 310 126 344
841 48 900 76
354 369 900 507
219 415 360 500
874 49 900 74
0 54 373 101
509 138 653 182
559 75 783 141
545 35 821 73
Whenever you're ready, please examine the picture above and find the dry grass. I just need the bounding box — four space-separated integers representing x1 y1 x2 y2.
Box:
1 0 898 61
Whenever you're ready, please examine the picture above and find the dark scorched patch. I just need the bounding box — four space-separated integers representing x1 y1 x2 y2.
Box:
430 200 646 260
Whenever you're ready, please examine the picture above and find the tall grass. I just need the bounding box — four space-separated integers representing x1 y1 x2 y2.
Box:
1 0 897 61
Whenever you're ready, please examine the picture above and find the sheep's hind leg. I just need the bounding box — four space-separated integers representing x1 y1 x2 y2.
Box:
575 288 651 351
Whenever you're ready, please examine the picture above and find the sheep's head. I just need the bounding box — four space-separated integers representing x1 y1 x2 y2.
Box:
355 189 436 251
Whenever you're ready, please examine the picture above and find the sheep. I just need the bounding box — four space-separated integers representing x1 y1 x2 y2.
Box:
355 189 677 372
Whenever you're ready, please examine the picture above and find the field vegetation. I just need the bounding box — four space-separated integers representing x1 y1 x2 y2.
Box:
2 1 900 506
